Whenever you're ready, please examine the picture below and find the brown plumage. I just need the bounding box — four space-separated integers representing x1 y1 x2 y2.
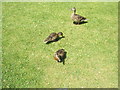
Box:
71 7 87 24
44 32 64 44
54 49 67 64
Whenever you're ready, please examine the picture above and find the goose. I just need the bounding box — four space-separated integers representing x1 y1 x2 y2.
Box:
71 7 87 24
54 49 67 64
44 32 64 44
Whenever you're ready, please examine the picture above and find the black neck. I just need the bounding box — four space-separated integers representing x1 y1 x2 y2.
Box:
74 10 76 14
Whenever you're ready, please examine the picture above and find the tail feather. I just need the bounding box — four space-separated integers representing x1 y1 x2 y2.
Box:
81 18 88 22
44 40 48 43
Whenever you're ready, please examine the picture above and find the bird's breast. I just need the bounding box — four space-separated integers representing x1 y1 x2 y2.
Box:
54 56 59 61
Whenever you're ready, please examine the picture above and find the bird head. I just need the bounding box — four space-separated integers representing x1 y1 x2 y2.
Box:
71 7 76 12
58 32 64 38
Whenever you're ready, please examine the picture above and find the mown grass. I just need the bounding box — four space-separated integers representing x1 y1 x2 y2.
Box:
2 2 118 88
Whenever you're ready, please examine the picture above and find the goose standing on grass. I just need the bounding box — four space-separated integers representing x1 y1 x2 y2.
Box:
54 49 67 64
71 7 88 24
44 32 64 44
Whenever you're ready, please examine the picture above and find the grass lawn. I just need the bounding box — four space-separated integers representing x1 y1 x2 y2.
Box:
2 2 118 88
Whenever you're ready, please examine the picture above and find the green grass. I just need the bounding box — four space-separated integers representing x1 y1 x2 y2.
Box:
2 2 118 88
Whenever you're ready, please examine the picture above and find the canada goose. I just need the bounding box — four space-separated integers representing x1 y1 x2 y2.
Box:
54 49 67 64
71 7 87 24
44 32 64 44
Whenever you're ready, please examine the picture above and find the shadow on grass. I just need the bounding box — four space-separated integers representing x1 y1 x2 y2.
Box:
46 36 65 44
73 21 88 25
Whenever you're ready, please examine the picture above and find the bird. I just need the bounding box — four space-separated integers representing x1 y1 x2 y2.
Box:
54 49 67 64
71 7 87 24
44 32 64 44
